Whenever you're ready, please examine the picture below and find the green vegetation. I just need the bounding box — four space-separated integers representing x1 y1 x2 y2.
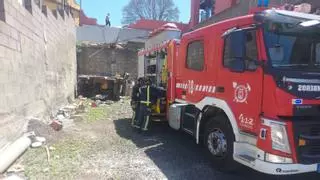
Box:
24 138 88 180
85 105 110 123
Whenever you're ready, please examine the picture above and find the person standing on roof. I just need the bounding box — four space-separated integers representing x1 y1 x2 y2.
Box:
205 0 213 19
105 13 111 26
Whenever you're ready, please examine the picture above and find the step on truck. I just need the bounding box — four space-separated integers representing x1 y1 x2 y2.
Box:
137 7 320 175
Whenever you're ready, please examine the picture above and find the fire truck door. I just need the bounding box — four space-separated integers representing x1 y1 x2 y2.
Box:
177 37 209 134
217 30 263 135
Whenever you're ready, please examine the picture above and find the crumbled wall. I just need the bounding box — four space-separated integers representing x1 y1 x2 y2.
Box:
0 0 76 148
77 43 144 79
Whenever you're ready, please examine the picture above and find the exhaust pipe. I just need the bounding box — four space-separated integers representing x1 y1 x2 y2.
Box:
0 134 33 173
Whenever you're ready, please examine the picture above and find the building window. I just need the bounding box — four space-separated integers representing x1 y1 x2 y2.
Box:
186 40 205 71
199 0 216 22
223 31 258 70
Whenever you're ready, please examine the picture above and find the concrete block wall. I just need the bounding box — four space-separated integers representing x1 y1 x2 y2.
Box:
77 43 144 79
0 0 76 148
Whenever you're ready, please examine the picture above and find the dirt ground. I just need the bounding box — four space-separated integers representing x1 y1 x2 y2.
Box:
14 99 320 180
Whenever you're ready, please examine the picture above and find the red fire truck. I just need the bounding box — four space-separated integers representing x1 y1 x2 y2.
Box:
137 6 320 176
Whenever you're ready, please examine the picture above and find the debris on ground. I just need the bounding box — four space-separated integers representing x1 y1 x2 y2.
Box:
76 102 86 114
30 142 42 148
48 99 89 131
30 136 47 148
91 102 97 108
19 98 318 180
6 164 24 174
49 146 56 151
94 94 108 101
50 120 63 131
0 174 25 180
35 137 46 143
20 99 133 179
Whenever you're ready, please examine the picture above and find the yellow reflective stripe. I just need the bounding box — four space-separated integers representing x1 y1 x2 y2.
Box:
143 115 150 131
131 112 135 126
147 86 150 105
140 86 151 106
141 101 151 104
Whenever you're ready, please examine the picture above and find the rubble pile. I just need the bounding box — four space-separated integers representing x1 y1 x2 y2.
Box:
49 100 87 132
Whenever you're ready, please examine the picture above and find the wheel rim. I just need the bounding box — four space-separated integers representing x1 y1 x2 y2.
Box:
207 128 227 157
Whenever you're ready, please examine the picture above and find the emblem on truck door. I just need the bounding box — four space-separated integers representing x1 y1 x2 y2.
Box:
233 82 251 103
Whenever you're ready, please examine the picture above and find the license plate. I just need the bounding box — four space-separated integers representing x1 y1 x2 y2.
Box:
318 164 320 173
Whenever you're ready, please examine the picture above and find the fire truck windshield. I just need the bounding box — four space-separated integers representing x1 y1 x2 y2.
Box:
261 11 320 71
264 22 320 71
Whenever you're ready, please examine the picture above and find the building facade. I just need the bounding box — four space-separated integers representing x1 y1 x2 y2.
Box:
43 0 80 25
192 0 320 29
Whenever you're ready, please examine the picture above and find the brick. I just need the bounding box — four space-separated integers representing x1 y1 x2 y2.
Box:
0 32 9 46
10 27 18 40
0 56 10 72
8 38 17 50
4 14 15 27
7 3 17 17
0 20 11 35
0 45 4 57
16 40 21 52
5 48 14 61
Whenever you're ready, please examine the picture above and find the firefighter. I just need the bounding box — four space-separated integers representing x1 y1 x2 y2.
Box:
131 78 144 127
137 78 161 131
136 78 154 131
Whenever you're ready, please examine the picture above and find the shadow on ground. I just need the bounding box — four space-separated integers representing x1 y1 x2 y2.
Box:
114 118 320 180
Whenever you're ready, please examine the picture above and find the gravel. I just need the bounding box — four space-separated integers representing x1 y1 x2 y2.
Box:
21 99 320 180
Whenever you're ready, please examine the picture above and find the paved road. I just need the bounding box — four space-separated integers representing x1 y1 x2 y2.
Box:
114 119 320 180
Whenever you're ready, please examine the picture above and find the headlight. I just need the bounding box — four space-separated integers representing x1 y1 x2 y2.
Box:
262 118 291 154
265 153 293 164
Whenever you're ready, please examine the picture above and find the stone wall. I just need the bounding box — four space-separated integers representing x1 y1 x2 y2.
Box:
0 0 76 148
77 43 143 79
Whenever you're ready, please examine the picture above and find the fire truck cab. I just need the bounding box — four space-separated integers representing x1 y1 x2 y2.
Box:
138 8 320 175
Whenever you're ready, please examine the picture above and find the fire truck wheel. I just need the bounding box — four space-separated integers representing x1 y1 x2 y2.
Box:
204 115 238 172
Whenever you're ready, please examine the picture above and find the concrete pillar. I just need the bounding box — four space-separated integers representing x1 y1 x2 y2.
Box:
190 0 200 28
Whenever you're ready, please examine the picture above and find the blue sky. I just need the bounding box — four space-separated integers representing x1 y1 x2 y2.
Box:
76 0 191 27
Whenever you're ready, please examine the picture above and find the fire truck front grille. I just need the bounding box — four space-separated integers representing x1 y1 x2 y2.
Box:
310 127 320 136
292 120 320 164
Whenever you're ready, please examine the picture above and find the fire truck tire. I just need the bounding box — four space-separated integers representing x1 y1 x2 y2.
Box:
204 115 238 172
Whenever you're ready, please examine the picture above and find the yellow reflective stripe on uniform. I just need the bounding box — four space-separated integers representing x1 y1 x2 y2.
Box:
141 101 151 105
140 86 151 106
142 115 150 131
147 86 150 105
